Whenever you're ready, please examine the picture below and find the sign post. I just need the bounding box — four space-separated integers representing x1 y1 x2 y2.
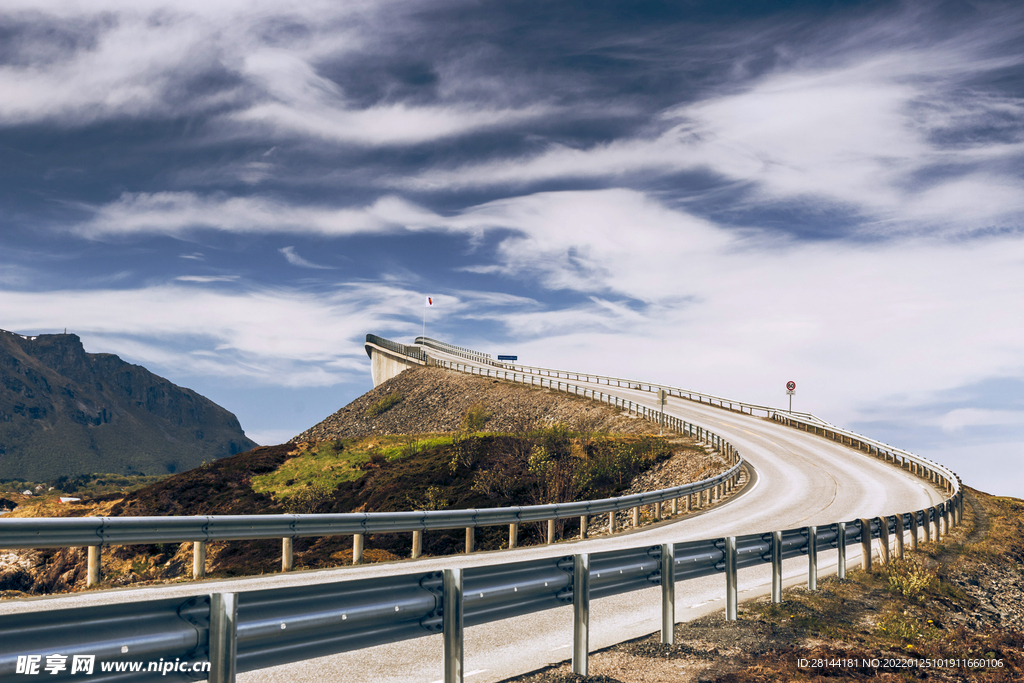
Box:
786 381 796 413
656 389 667 435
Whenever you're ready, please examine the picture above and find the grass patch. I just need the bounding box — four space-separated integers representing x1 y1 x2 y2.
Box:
366 391 403 416
250 434 457 501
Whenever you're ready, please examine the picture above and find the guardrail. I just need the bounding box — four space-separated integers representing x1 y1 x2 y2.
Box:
414 336 495 364
0 503 960 683
410 337 960 507
365 334 429 363
0 335 963 683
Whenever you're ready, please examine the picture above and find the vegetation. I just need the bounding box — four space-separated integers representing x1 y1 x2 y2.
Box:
365 391 403 416
1 473 169 500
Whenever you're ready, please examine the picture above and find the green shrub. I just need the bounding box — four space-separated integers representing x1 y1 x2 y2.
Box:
366 392 403 417
885 557 937 599
461 403 492 431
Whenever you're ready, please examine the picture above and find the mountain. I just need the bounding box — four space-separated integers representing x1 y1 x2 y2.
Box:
0 330 257 480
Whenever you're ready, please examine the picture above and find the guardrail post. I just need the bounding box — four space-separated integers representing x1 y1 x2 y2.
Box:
632 506 639 527
572 554 590 676
837 522 847 579
353 534 364 564
579 515 588 539
465 527 475 553
508 523 518 549
443 569 464 683
878 517 890 565
87 545 100 588
933 508 942 543
771 531 782 603
193 541 206 579
661 543 675 645
807 526 817 591
608 511 616 534
671 497 679 515
684 495 690 513
413 530 423 558
281 538 293 572
725 536 737 620
653 502 661 521
208 592 238 683
860 519 872 572
910 512 919 550
922 509 931 543
895 516 905 560
547 519 555 544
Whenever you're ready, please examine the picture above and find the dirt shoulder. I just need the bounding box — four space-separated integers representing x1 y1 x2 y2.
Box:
503 487 1024 683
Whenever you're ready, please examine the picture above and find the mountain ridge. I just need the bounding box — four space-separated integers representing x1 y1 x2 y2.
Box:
0 329 257 480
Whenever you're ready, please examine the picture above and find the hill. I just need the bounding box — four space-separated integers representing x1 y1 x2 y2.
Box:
0 329 257 480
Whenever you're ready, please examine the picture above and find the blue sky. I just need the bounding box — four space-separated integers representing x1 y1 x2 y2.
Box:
1 0 1021 495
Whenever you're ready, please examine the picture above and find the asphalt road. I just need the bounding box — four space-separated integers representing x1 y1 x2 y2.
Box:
0 348 948 683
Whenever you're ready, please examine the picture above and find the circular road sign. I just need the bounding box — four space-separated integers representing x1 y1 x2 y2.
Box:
786 381 796 391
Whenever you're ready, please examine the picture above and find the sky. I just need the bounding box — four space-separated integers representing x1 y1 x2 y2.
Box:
1 0 1021 496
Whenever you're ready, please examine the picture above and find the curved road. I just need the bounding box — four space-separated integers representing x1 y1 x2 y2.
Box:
0 346 947 683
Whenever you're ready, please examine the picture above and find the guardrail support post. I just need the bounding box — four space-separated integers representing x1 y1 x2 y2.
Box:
922 510 931 543
771 531 782 603
443 569 464 683
572 554 590 676
547 519 555 544
579 515 588 539
465 527 475 554
860 518 872 572
895 516 905 560
671 497 679 515
933 508 942 543
910 512 919 550
87 545 100 587
608 511 616 534
653 502 661 521
807 526 817 591
209 592 238 683
632 506 639 527
413 530 423 558
353 534 364 565
193 541 206 579
661 543 675 644
281 538 293 572
508 523 518 549
725 536 737 620
878 517 890 565
837 522 847 579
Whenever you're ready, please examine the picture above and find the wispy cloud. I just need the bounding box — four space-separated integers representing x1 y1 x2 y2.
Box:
77 192 445 237
280 246 333 269
175 275 239 282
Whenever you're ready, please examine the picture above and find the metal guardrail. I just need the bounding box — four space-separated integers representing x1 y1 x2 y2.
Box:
365 334 429 363
414 336 495 364
0 503 962 682
411 337 961 504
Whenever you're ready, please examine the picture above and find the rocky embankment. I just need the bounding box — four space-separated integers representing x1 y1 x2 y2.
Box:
293 366 654 441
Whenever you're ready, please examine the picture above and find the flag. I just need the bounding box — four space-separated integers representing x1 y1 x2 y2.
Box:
426 296 433 306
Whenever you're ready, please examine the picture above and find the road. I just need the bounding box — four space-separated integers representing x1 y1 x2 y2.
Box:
0 347 947 683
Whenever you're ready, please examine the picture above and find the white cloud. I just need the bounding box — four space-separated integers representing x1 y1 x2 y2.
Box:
280 246 333 269
936 409 1024 433
176 275 239 282
401 47 1024 236
77 192 445 238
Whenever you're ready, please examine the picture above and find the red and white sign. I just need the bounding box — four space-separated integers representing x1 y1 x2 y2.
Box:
786 381 796 391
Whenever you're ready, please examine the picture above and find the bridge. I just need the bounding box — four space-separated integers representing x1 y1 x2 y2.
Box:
0 335 960 683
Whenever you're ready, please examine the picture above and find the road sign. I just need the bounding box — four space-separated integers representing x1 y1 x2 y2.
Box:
786 381 796 393
656 389 667 405
497 355 517 361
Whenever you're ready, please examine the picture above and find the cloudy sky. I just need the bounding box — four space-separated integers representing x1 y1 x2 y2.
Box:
1 0 1021 495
